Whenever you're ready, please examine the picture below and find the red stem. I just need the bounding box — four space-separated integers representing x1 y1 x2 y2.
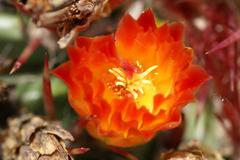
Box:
205 29 240 54
67 147 90 155
10 38 41 74
43 55 56 120
109 146 139 160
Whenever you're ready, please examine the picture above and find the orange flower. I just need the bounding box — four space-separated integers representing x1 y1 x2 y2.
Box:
53 10 209 147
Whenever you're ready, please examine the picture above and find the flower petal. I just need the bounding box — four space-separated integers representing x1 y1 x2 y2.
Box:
76 37 93 50
170 22 184 41
176 65 210 91
52 62 72 86
137 9 157 31
115 14 142 59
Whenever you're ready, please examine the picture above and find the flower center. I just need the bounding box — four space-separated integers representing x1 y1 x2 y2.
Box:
108 64 158 112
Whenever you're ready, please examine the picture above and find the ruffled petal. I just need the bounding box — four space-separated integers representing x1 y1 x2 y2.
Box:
76 37 93 50
137 9 157 31
170 22 184 41
176 65 210 91
115 14 143 59
52 62 72 87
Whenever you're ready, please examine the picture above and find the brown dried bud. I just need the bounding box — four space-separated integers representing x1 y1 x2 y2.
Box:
2 114 74 160
15 0 113 48
160 141 224 160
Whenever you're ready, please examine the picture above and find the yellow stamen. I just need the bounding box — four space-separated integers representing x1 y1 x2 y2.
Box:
108 65 158 112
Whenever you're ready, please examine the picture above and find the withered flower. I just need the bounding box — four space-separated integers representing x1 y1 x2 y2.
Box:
14 0 123 48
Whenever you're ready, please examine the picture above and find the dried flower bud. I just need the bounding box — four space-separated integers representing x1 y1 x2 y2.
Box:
160 142 223 160
2 114 74 160
14 0 115 48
